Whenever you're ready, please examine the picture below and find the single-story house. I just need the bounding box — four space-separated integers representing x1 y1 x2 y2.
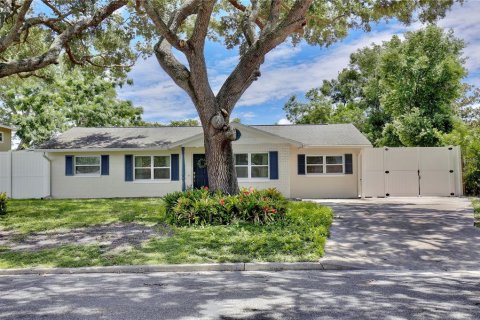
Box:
0 124 13 152
37 123 372 199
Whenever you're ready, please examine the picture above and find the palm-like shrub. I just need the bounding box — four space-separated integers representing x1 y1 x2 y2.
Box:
164 187 287 226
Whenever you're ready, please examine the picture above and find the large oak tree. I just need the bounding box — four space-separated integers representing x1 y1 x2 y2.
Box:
0 0 462 194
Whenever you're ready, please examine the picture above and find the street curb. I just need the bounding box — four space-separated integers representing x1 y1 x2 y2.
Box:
0 262 363 275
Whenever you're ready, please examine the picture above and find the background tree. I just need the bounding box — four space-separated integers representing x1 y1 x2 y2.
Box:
0 1 462 194
0 67 143 148
169 119 200 126
284 26 467 147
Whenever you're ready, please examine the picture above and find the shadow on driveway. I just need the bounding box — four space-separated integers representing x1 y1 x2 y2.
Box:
313 197 480 271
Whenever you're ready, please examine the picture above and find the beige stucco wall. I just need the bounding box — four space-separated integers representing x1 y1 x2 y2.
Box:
289 146 362 199
184 144 291 197
0 128 12 152
48 141 363 199
49 149 182 199
48 143 291 199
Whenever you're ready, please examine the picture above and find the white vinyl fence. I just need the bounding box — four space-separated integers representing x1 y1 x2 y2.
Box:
0 151 50 199
361 146 463 198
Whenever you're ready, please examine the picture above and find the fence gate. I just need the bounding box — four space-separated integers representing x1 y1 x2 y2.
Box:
361 147 462 197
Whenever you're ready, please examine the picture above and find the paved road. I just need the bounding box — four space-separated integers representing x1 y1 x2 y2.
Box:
315 197 480 270
1 270 480 319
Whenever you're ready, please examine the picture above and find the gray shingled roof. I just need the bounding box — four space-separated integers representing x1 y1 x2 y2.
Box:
39 124 371 150
251 124 372 146
40 127 203 149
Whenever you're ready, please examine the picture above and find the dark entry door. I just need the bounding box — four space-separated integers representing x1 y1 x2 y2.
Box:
193 154 208 189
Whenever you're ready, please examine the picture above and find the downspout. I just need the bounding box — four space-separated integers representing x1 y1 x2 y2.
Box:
9 151 12 198
42 152 52 198
181 147 186 191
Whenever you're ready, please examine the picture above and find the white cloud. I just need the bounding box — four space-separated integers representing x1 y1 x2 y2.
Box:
118 57 197 122
277 118 292 125
236 30 398 107
437 1 480 71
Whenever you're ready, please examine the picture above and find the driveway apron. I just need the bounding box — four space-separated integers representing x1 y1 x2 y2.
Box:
314 197 480 271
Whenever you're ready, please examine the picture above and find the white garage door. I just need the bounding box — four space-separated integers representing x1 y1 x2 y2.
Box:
361 147 462 197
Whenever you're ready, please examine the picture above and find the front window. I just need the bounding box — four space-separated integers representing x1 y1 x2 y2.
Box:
251 153 269 178
235 154 249 178
134 155 170 180
326 156 344 173
306 156 323 174
75 156 101 175
0 132 3 143
306 155 344 175
235 153 269 179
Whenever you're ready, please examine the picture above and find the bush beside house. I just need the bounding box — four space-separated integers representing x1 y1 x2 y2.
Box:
0 193 7 215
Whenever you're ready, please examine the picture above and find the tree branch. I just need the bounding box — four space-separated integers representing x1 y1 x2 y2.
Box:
140 0 189 52
265 0 281 32
228 0 264 29
0 0 33 53
153 40 194 98
189 0 216 49
242 0 260 46
217 0 313 112
0 0 128 78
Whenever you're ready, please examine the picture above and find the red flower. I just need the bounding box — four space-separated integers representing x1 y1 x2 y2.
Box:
271 208 277 214
219 198 225 206
203 186 209 191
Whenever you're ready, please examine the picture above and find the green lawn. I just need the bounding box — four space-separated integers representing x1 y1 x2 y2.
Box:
472 198 480 227
0 198 333 268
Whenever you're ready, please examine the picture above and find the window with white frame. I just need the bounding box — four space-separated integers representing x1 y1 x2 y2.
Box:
235 153 269 179
75 156 101 175
306 155 344 175
134 155 170 180
0 132 3 143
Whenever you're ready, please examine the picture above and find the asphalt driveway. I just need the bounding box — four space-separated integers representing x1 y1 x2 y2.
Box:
314 197 480 271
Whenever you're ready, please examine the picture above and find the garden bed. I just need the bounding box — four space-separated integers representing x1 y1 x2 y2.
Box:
0 198 333 268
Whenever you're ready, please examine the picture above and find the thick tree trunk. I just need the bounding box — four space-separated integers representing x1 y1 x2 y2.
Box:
204 127 239 195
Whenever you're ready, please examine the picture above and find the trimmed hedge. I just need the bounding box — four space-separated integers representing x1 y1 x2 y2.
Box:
163 187 288 226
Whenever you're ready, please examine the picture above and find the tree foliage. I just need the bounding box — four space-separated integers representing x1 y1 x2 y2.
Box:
0 67 143 148
169 119 200 126
284 26 468 147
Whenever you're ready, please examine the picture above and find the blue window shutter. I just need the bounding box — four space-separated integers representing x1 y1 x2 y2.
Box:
298 154 305 175
269 151 278 180
65 155 74 176
101 155 109 176
345 154 353 174
171 154 179 181
125 155 133 181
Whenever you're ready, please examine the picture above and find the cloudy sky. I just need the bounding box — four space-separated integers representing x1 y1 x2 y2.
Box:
118 1 480 125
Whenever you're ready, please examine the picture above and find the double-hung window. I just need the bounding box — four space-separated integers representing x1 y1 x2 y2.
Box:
134 156 170 180
75 156 101 175
306 155 344 175
235 153 269 179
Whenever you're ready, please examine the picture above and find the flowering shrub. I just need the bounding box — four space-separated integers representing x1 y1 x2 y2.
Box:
164 187 288 226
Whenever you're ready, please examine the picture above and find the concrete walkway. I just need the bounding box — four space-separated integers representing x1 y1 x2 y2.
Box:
315 197 480 271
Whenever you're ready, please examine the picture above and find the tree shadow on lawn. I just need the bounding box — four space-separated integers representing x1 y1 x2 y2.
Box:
0 270 479 319
2 223 174 252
